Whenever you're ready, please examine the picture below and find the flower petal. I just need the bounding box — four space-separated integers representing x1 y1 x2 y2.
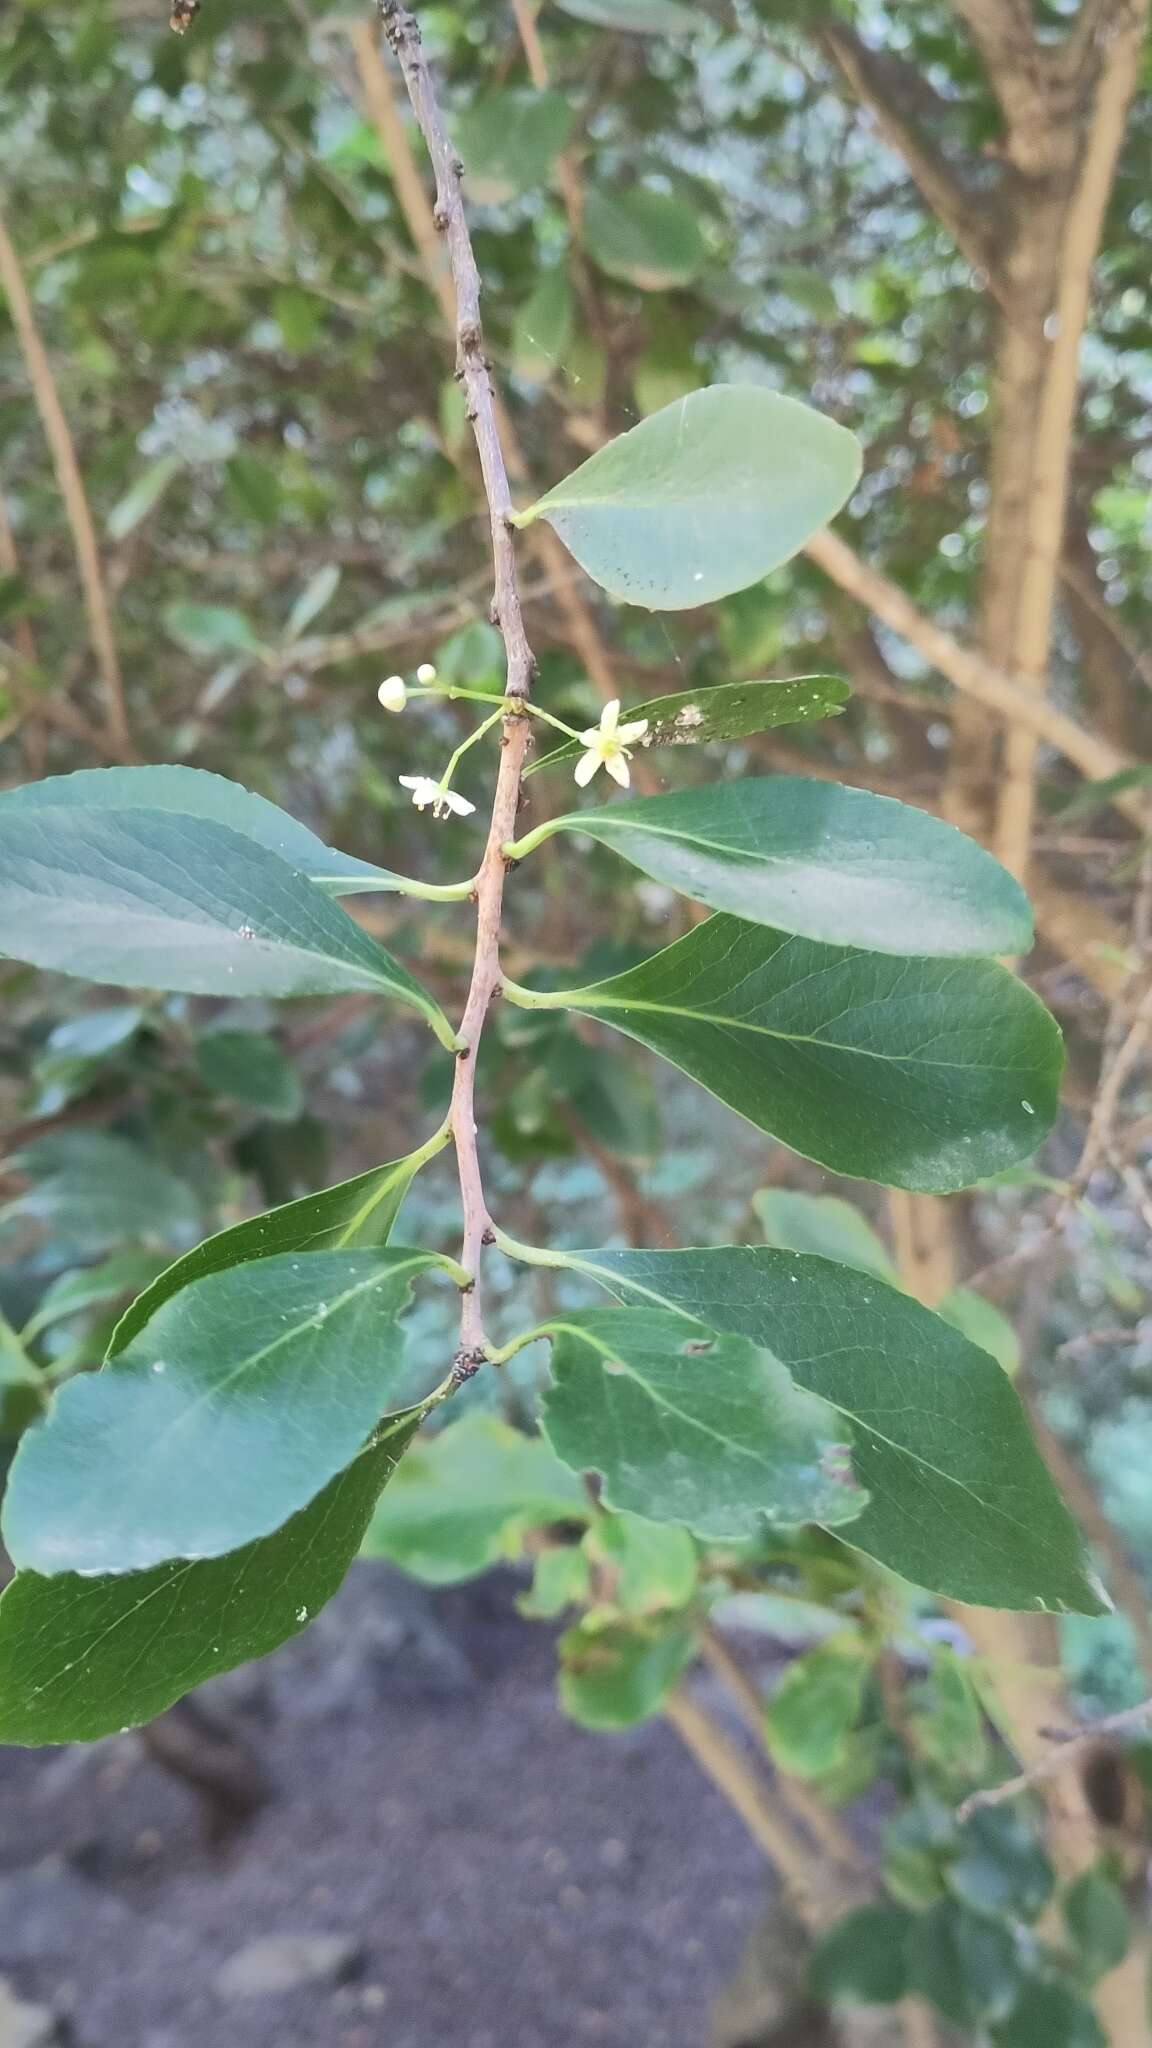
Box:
616 719 649 746
574 751 601 787
605 752 631 787
599 700 621 737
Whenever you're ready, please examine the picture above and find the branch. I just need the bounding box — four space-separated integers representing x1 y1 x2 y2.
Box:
817 21 1000 280
376 1 536 1367
0 203 133 758
957 1695 1152 1823
804 527 1149 831
344 13 630 729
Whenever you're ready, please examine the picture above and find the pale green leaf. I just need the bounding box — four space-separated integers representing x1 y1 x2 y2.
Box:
541 1307 867 1539
362 1413 588 1582
551 0 699 30
3 1250 440 1576
754 1191 897 1285
518 778 1033 956
558 1615 695 1729
763 1634 871 1778
584 186 708 291
456 89 575 204
511 386 862 610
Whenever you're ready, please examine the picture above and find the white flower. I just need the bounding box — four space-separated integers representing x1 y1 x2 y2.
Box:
574 699 650 788
377 674 408 713
416 662 438 684
399 775 476 820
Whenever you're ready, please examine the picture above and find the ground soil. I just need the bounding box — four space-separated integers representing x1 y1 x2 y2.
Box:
0 1563 767 2048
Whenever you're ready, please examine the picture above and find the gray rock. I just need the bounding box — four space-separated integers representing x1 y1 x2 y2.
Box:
0 1978 64 2048
0 1862 133 1966
214 1934 361 2000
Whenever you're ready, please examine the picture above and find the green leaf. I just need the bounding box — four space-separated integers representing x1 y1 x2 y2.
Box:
947 1807 1055 1924
1064 1869 1131 1982
106 454 183 540
551 0 699 28
908 1900 1022 2028
517 779 1033 956
196 1028 303 1120
22 1250 171 1343
585 1511 698 1614
0 764 412 895
526 677 849 777
284 563 341 641
762 1635 871 1778
810 1903 914 2006
5 1132 200 1254
521 914 1061 1192
541 1247 1105 1613
519 1544 593 1618
513 265 575 383
990 1982 1105 2048
456 88 575 205
938 1286 1021 1377
511 386 862 610
542 1307 867 1540
108 1139 445 1355
754 1191 897 1285
0 808 452 1036
558 1616 695 1729
163 600 266 659
584 186 708 291
0 1420 417 1745
225 452 283 527
3 1249 440 1577
362 1413 588 1583
908 1651 989 1781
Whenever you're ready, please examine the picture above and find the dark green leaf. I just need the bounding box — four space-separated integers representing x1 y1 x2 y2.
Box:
108 1139 444 1355
0 764 411 895
524 914 1061 1192
990 1982 1105 2048
196 1028 303 1120
542 1307 867 1539
513 265 575 383
526 677 849 777
908 1899 1022 2028
362 1413 588 1583
0 808 451 1035
810 1903 914 2006
3 1250 440 1576
948 1807 1055 1924
163 600 265 659
558 1616 695 1729
519 779 1032 956
763 1635 871 1778
511 386 862 610
543 1247 1104 1612
0 1420 417 1745
584 186 708 291
1063 1869 1130 1982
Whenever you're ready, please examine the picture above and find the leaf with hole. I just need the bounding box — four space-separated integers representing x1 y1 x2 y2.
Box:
516 779 1031 955
2 1249 441 1576
542 1308 866 1539
558 1616 696 1729
0 1421 417 1745
511 386 862 609
0 806 452 1036
517 915 1061 1192
527 677 849 777
540 1246 1105 1613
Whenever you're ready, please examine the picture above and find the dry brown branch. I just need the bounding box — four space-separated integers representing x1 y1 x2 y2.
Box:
0 203 133 758
957 1695 1152 1823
